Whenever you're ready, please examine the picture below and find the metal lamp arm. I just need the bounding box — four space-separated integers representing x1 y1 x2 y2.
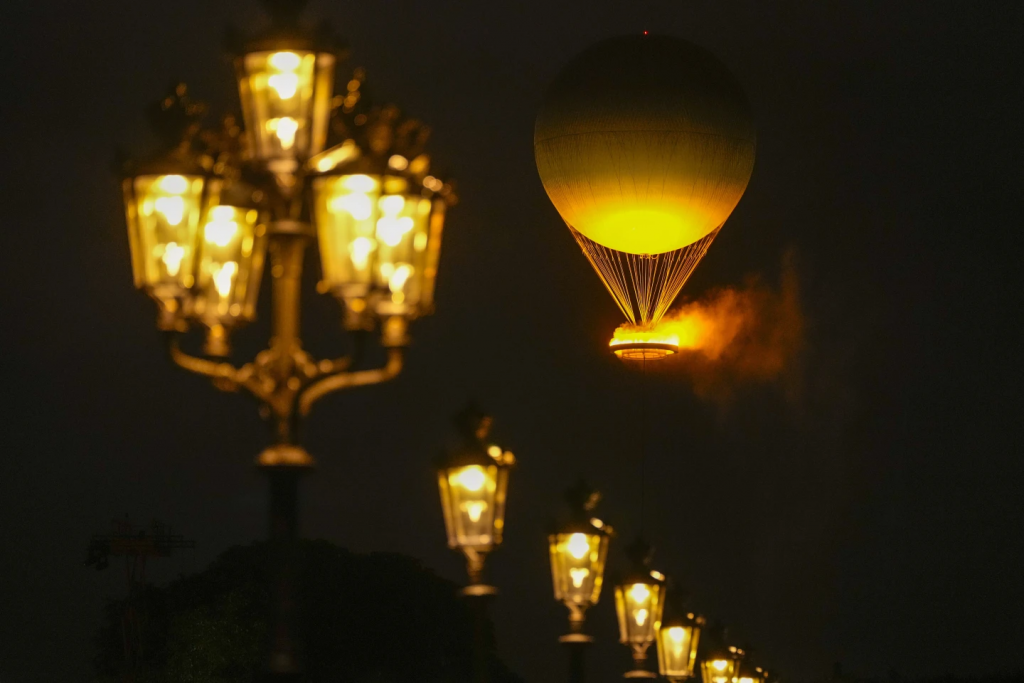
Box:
165 333 271 400
298 347 404 415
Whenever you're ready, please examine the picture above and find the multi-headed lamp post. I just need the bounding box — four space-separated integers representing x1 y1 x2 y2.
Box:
548 481 612 683
120 0 454 676
613 538 667 679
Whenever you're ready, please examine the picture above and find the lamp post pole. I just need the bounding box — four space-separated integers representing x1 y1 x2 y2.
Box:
560 633 592 683
464 586 495 683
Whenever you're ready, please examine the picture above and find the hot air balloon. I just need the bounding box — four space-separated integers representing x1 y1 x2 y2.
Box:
535 34 756 359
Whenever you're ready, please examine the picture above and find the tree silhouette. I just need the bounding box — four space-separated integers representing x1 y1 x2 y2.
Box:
94 540 523 682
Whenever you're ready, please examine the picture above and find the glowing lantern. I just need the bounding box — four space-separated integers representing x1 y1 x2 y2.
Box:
187 185 268 355
121 84 221 330
437 405 515 591
657 603 704 682
534 34 756 353
548 481 612 634
614 538 666 678
738 664 770 683
232 2 338 173
701 646 745 683
309 156 448 339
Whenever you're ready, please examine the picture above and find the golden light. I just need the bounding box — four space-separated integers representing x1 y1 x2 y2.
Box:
549 530 609 613
567 533 590 560
615 577 664 643
735 664 770 683
701 647 745 683
548 481 612 640
437 408 515 587
310 170 447 331
535 35 756 329
609 324 680 360
656 609 704 682
610 537 668 678
123 172 219 328
188 201 267 354
456 465 487 492
235 47 335 169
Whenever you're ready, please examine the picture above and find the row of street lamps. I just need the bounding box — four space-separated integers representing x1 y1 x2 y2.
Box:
434 409 776 683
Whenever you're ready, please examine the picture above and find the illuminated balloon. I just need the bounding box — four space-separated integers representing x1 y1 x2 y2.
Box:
535 34 756 327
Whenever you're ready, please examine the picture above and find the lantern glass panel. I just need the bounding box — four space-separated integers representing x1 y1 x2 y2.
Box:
313 173 381 299
190 205 267 324
438 463 508 551
702 658 739 683
615 579 664 644
375 178 432 316
658 623 701 679
123 174 213 299
237 50 334 163
418 198 447 311
312 174 434 315
549 532 608 606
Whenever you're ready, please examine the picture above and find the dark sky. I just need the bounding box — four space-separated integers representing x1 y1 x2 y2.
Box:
1 1 1022 681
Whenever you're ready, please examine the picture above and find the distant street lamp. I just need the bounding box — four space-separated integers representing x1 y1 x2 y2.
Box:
701 645 746 683
738 664 770 683
437 405 515 591
436 404 515 683
656 590 704 682
548 480 612 683
118 0 455 677
614 538 666 679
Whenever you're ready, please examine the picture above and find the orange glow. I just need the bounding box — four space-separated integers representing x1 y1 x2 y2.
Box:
609 326 679 360
608 259 802 369
609 291 746 361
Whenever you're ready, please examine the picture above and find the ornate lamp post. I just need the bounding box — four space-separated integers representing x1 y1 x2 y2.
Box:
437 405 515 592
613 538 667 679
436 404 515 683
701 645 746 683
119 1 454 677
657 590 705 682
548 480 612 683
435 405 514 682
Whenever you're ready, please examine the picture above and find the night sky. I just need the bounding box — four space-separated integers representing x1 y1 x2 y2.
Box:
1 1 1022 681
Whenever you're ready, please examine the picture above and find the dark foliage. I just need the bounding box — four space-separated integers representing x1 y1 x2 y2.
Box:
94 540 523 683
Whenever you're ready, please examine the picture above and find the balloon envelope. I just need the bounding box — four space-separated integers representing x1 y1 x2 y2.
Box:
535 34 756 256
535 35 756 326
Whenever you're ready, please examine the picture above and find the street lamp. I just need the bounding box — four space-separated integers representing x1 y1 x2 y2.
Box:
738 664 770 683
657 593 704 682
701 646 746 683
118 1 455 676
614 537 666 679
437 405 515 592
548 480 612 683
436 404 515 683
310 144 447 336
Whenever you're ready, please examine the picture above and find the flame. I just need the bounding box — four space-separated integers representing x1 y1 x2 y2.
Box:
609 327 681 349
611 250 803 400
610 287 749 360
